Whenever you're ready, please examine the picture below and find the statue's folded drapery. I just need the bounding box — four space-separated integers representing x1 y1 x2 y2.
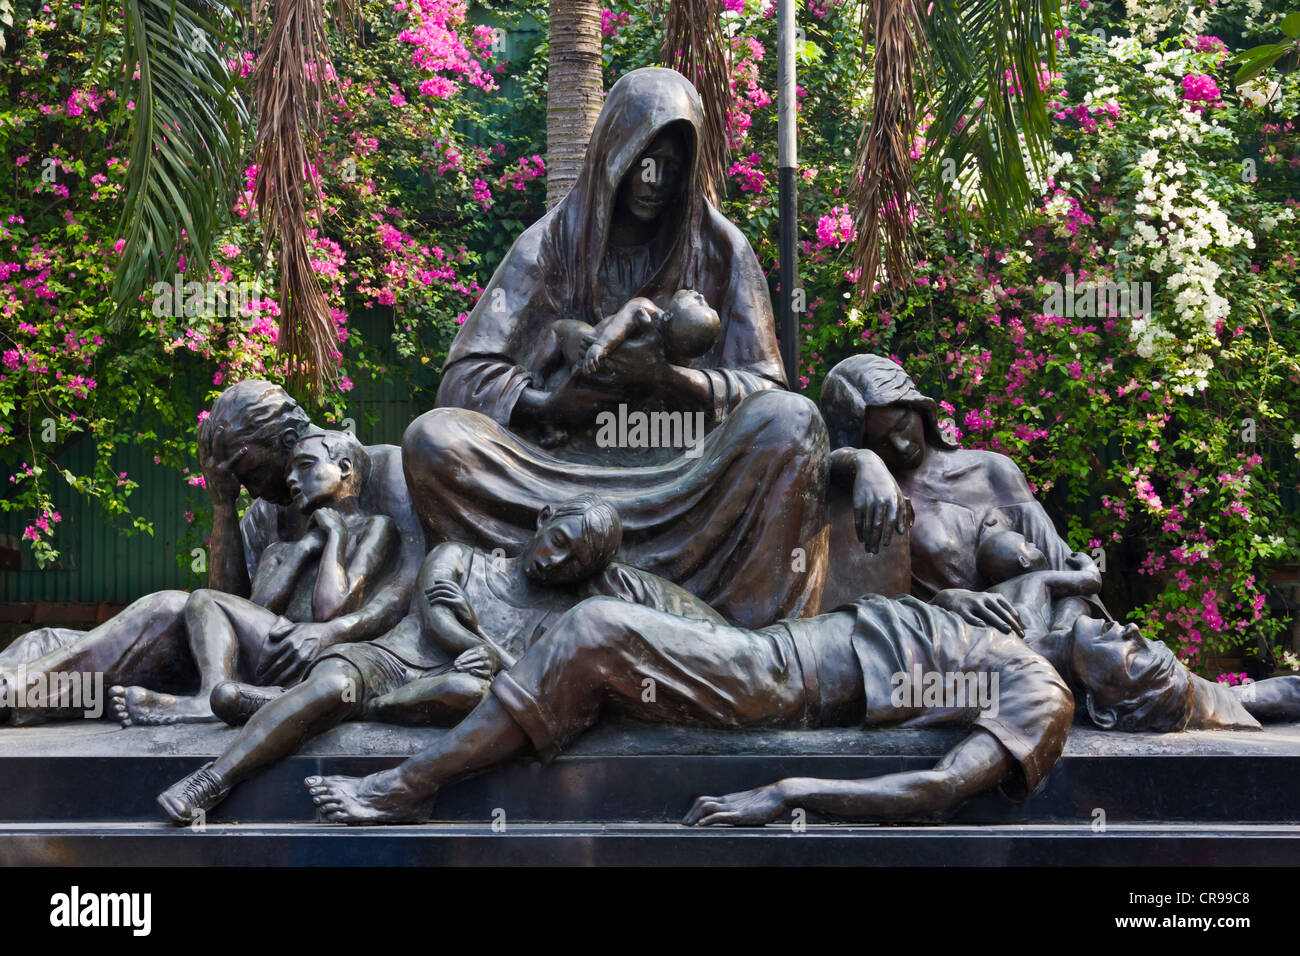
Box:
405 391 829 629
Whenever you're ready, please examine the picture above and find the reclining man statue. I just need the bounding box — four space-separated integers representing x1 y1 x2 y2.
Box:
304 589 1081 825
974 528 1300 734
157 494 726 824
0 381 424 725
305 543 1300 827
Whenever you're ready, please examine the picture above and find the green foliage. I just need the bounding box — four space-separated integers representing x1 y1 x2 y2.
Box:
0 0 547 568
113 0 249 326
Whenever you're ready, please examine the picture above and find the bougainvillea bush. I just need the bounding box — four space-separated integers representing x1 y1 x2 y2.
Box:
852 0 1300 667
0 0 547 568
597 0 1300 667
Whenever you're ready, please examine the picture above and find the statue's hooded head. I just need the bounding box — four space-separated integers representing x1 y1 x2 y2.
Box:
819 354 958 456
544 67 707 323
200 380 312 505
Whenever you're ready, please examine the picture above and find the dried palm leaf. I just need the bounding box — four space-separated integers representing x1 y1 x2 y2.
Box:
849 0 924 293
250 0 353 392
660 0 733 206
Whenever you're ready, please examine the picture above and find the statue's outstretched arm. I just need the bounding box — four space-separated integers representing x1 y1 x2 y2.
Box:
684 730 1014 826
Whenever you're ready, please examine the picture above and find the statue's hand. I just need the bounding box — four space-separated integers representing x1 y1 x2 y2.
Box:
453 644 501 680
310 506 348 539
199 434 246 505
259 620 342 684
592 326 669 389
683 782 789 827
849 449 913 554
540 375 622 428
931 588 1024 637
424 580 480 632
581 341 610 377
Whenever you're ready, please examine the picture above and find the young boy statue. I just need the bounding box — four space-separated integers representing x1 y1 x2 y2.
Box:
110 429 397 725
156 493 724 823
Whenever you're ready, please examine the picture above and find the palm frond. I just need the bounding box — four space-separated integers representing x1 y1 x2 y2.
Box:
922 0 1061 238
661 0 732 205
112 0 248 327
850 0 1060 293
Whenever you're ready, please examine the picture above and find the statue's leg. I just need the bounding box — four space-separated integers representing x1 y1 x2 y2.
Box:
0 627 81 670
3 591 192 725
1235 675 1300 721
111 589 279 726
306 692 528 824
156 659 365 824
602 388 831 625
366 671 489 726
306 599 809 824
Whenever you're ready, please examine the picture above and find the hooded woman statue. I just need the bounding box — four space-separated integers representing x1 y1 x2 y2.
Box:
819 354 1108 628
403 68 829 628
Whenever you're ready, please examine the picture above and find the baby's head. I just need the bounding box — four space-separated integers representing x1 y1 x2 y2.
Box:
976 529 1050 583
662 289 720 360
521 493 623 585
285 429 369 511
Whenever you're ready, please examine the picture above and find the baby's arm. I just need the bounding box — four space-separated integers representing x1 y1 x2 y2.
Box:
542 319 598 376
250 529 326 613
996 566 1100 607
583 297 658 375
311 512 398 623
1039 553 1104 598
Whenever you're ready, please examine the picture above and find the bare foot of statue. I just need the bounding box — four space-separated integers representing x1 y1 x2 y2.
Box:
305 770 435 825
110 685 218 726
209 681 286 726
157 762 231 825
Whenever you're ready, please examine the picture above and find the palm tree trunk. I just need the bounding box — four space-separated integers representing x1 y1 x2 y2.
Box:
546 0 603 207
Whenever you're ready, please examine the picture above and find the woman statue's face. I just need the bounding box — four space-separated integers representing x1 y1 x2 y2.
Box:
862 405 926 474
615 127 687 223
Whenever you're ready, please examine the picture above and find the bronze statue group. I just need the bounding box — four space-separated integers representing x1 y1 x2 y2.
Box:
2 69 1296 827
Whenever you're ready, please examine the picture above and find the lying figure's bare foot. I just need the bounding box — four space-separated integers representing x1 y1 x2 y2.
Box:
210 681 285 726
157 762 231 825
110 686 218 727
305 769 436 825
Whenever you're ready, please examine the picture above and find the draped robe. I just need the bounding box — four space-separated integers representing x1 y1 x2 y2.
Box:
403 69 829 628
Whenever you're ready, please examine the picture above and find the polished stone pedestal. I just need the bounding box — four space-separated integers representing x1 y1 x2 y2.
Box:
2 721 1298 864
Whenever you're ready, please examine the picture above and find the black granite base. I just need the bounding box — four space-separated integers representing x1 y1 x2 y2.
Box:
2 822 1299 866
2 720 1298 864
